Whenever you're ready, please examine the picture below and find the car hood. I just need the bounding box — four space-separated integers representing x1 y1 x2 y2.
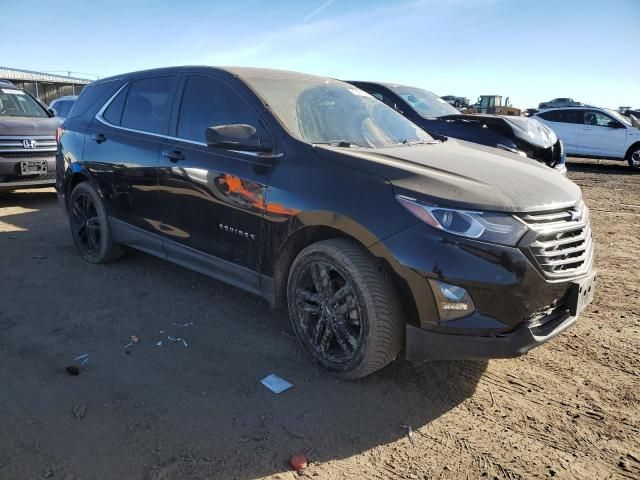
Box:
316 139 581 213
440 114 557 148
0 116 61 136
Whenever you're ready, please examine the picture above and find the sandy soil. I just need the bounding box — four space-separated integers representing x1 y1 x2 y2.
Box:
0 157 638 480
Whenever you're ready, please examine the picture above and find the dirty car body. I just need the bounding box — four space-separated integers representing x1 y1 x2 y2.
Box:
0 80 60 191
348 81 567 175
57 67 595 378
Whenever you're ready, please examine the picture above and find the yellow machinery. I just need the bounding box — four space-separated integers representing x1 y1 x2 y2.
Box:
467 95 521 116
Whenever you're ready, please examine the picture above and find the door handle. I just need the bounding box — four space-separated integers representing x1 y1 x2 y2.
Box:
91 133 106 143
161 150 185 162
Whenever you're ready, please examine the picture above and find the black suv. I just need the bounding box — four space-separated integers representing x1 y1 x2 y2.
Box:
1 81 61 191
57 67 596 378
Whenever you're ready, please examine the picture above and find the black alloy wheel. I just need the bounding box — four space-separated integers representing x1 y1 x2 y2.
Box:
70 192 101 256
68 182 124 264
287 239 403 379
294 260 363 363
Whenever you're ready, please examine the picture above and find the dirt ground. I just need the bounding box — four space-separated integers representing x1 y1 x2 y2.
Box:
0 158 638 480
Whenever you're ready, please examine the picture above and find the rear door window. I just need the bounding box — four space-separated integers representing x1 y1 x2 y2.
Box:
103 85 129 125
120 76 179 135
176 75 267 143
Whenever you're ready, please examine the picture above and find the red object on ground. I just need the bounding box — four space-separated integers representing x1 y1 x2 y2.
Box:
290 454 308 471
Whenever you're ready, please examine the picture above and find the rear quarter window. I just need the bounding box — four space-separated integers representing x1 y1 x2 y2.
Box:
67 80 120 120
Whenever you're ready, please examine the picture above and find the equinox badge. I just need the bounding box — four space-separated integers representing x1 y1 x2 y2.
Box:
219 223 256 240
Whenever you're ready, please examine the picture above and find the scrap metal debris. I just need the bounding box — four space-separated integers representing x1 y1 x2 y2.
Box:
123 335 140 350
72 405 87 420
167 336 188 347
171 322 194 328
74 353 91 370
401 424 416 447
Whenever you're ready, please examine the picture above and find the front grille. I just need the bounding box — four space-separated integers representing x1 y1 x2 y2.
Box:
0 151 54 159
0 136 57 156
518 203 594 279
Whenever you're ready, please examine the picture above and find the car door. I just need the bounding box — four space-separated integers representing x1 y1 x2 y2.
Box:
577 110 628 157
85 74 179 247
536 109 582 155
157 73 274 284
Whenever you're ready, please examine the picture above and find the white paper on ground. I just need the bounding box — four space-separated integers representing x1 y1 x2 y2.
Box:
260 374 293 394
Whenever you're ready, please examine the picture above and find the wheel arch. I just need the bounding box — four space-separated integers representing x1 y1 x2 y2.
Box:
624 141 640 160
271 221 420 328
64 166 102 210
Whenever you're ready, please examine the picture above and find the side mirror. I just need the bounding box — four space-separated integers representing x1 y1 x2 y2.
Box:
607 121 623 129
49 108 57 116
205 124 272 153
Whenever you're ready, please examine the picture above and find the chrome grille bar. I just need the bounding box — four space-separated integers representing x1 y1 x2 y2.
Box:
518 203 594 279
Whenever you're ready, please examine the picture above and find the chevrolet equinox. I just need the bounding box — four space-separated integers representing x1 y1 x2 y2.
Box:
57 67 596 378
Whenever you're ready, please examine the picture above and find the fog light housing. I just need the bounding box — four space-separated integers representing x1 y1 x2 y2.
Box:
428 279 475 322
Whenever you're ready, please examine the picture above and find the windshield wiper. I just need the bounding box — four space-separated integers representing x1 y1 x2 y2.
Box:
312 140 367 148
399 139 441 146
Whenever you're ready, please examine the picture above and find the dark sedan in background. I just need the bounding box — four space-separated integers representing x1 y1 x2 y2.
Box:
348 81 567 174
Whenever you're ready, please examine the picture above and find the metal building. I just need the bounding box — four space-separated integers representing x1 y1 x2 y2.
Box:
0 67 92 105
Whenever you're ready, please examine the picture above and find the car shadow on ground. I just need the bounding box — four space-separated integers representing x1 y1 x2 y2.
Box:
567 159 634 176
0 189 487 479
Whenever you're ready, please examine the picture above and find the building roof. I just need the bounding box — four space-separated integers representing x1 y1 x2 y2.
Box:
0 66 92 85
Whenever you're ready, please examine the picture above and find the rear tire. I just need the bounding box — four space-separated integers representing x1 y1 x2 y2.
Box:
627 144 640 172
287 239 404 379
68 182 124 263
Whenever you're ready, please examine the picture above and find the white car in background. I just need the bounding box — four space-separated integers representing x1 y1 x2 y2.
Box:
533 107 640 171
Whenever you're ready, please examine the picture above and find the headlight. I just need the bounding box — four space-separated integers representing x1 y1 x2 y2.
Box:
397 195 528 246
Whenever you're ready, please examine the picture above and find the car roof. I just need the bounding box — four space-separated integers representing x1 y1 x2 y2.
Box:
94 66 334 86
0 79 18 87
536 105 597 112
347 80 419 90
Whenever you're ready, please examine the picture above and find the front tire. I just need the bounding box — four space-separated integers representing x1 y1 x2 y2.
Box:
627 144 640 172
287 239 404 379
68 182 124 263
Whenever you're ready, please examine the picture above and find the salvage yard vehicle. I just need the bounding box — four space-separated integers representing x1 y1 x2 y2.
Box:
533 106 640 171
538 98 582 109
347 81 567 174
0 80 60 192
440 95 469 109
57 67 596 378
49 95 78 120
467 95 521 116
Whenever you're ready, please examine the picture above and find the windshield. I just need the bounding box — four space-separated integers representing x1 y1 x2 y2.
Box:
240 76 433 148
386 85 460 118
0 87 49 118
605 109 632 127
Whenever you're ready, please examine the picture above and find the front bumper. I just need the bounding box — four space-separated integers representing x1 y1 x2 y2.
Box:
406 305 578 361
371 220 595 362
0 154 56 190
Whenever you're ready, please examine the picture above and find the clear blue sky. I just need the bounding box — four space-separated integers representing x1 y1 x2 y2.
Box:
1 0 638 109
